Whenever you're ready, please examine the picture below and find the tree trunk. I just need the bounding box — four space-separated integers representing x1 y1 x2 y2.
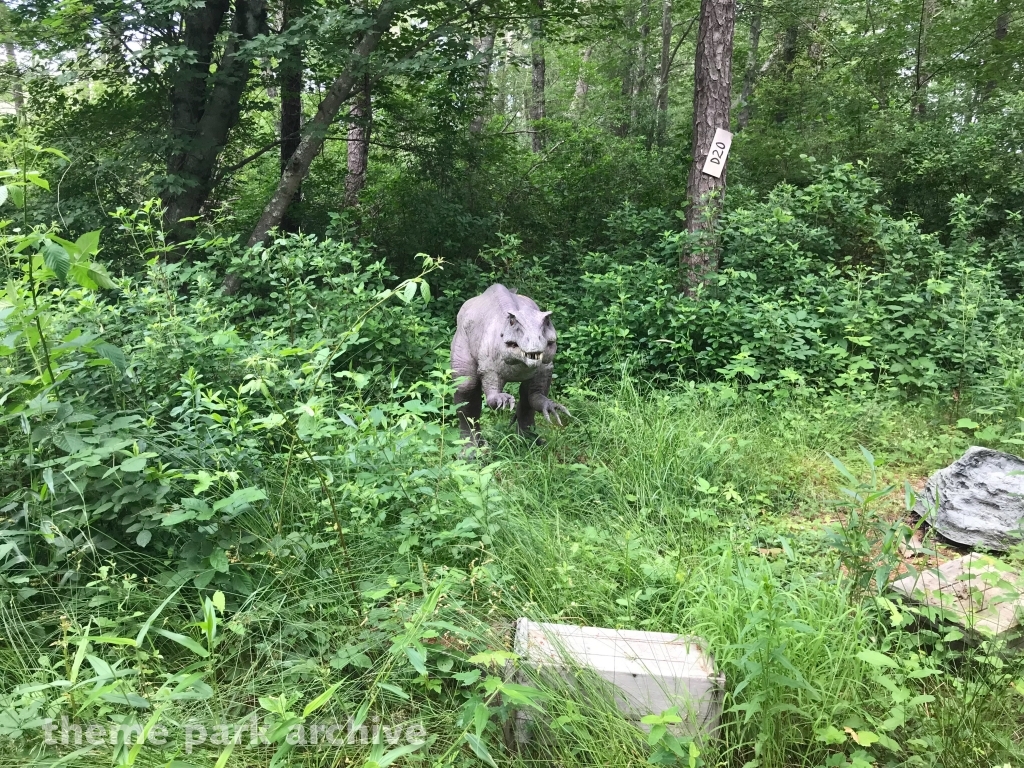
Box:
736 1 761 131
470 32 496 132
772 24 798 123
164 0 267 242
344 74 371 207
808 8 828 62
654 0 673 145
633 0 652 139
913 0 937 115
529 2 546 152
493 31 514 119
982 7 1009 100
3 42 23 115
617 62 633 136
239 0 400 286
683 0 735 291
571 46 593 116
280 0 303 231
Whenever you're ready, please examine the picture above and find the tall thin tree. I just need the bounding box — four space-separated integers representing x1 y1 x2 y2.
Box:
529 0 546 152
571 46 593 115
164 0 268 242
683 0 735 290
470 31 497 132
344 73 371 207
654 0 673 144
242 0 400 273
736 0 761 130
280 0 304 230
913 0 937 115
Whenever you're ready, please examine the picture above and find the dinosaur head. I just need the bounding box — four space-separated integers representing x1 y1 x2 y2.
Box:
502 309 555 369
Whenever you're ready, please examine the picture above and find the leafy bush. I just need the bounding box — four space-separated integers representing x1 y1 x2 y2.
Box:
552 162 1024 430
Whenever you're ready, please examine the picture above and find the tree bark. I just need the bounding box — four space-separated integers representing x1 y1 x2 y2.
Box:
982 6 1009 100
571 46 593 116
913 0 937 115
344 73 371 207
683 0 735 291
654 0 673 144
238 0 400 285
633 0 652 138
164 0 267 242
2 3 24 116
280 0 304 231
735 0 761 131
808 7 829 62
529 1 546 152
470 31 496 132
3 41 22 115
772 24 798 123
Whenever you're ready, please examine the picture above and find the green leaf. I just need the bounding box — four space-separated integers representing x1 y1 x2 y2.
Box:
212 590 226 612
402 281 417 303
8 184 24 208
42 241 71 283
209 548 230 574
453 669 481 686
153 628 210 658
38 745 96 766
68 635 136 646
955 418 980 430
120 455 148 473
99 692 150 709
213 486 267 513
473 701 490 735
135 584 185 647
214 744 235 768
376 682 409 700
302 681 342 718
69 262 118 290
75 230 101 256
463 733 497 768
0 185 7 207
25 172 50 190
93 342 127 373
420 281 431 303
405 646 428 675
815 725 847 745
136 529 152 547
856 649 899 669
69 624 91 684
377 742 424 767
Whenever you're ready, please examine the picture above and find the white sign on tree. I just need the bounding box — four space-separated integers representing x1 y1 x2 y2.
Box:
701 128 733 178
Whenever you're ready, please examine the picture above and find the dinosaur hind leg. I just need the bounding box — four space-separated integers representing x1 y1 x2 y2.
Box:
454 376 483 446
513 380 543 444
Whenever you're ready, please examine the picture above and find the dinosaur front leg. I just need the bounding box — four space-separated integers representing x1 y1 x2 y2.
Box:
528 366 570 426
482 371 515 411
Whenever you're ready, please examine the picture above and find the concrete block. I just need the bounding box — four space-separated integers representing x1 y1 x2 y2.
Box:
511 619 724 742
891 554 1024 646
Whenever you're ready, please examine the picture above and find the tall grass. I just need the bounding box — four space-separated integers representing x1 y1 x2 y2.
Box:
4 385 1023 768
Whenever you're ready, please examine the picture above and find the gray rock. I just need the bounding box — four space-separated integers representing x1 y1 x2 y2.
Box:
916 446 1024 551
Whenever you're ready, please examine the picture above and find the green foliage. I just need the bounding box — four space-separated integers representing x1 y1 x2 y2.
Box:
551 162 1024 431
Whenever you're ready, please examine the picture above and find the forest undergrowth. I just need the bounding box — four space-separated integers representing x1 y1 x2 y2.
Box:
3 143 1024 768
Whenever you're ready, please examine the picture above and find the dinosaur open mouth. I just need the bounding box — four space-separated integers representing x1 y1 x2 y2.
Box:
525 352 542 361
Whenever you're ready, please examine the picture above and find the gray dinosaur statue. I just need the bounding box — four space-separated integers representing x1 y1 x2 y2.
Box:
451 284 570 447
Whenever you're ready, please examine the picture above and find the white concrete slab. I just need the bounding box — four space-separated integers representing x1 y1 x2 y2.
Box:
511 619 724 742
